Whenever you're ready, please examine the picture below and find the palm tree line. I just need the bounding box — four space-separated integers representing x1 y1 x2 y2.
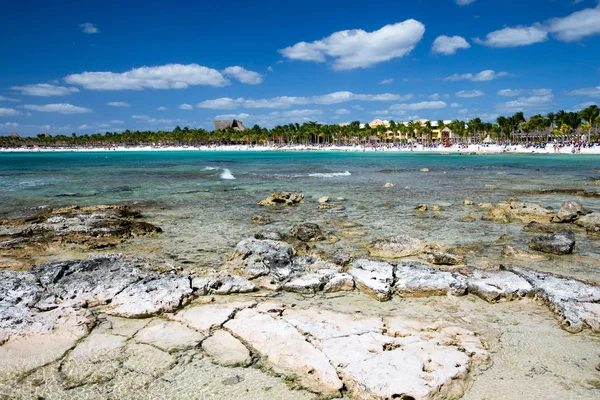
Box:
1 105 598 148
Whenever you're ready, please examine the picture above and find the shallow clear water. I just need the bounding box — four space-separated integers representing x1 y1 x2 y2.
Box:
1 151 599 281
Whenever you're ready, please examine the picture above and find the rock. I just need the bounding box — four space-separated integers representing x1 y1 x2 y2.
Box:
576 214 600 233
211 275 256 295
290 223 325 242
432 204 441 211
318 203 338 210
172 301 254 332
318 196 329 203
460 215 475 223
291 255 342 274
419 168 430 172
322 220 360 228
251 214 271 225
135 320 205 352
258 191 304 206
463 199 474 205
106 274 192 318
553 200 591 223
339 230 365 238
504 265 600 333
202 330 252 367
283 273 326 294
0 270 43 343
523 221 562 233
254 230 283 241
224 308 343 396
367 235 425 259
424 251 465 265
323 273 355 292
501 246 550 261
123 342 175 378
415 204 428 212
467 269 533 303
492 234 511 245
190 277 216 295
483 201 554 224
384 182 396 188
393 261 467 297
226 238 294 279
529 229 576 255
348 259 394 301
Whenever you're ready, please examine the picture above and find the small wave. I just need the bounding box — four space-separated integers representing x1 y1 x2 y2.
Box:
203 167 218 170
307 171 351 178
220 168 235 180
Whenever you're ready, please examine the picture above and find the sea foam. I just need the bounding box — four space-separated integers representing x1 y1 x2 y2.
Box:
220 168 235 180
307 171 351 178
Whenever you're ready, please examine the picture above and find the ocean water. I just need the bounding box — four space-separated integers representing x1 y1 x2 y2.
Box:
1 151 599 281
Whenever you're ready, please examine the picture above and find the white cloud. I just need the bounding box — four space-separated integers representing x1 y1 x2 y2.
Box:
547 5 600 42
451 103 462 108
0 96 20 102
443 70 508 82
335 108 351 115
565 86 600 97
79 22 98 34
455 90 485 98
0 122 19 129
456 0 476 5
111 120 124 124
11 83 79 97
477 4 600 48
458 109 469 114
379 78 394 84
222 66 263 84
267 66 274 72
497 88 552 97
390 101 447 111
573 101 597 111
475 26 548 48
496 95 554 112
214 110 324 128
106 101 130 107
353 105 365 111
279 20 425 70
179 103 194 110
156 106 167 111
0 108 21 117
196 91 412 109
24 103 92 114
64 63 230 90
429 93 441 100
432 35 470 55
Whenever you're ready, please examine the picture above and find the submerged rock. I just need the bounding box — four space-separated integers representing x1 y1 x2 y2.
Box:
348 259 394 301
553 200 591 223
415 204 428 212
393 261 467 297
251 214 271 225
367 235 426 259
290 223 325 242
202 330 252 367
523 221 562 233
529 229 576 255
424 251 465 265
258 191 304 206
483 201 554 224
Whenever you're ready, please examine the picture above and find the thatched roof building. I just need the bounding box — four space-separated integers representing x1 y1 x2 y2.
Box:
9 132 20 138
214 119 247 131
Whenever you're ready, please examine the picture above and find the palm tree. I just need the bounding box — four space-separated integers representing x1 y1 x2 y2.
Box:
579 105 599 142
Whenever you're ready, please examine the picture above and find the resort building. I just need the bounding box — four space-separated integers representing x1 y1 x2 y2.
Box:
10 132 20 138
213 119 247 132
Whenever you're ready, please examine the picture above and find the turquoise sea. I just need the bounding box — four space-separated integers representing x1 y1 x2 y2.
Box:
1 151 599 280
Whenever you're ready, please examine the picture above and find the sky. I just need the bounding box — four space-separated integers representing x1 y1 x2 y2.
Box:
1 0 600 136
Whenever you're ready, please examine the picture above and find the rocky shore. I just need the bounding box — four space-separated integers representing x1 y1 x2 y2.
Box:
1 194 599 399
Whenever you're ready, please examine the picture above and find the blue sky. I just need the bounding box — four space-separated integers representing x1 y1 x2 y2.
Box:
1 0 599 136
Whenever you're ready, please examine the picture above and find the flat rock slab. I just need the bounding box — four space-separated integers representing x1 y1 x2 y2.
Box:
202 329 252 367
323 273 355 292
348 259 394 301
224 308 343 396
367 235 425 258
123 342 175 378
172 301 255 332
283 273 326 294
105 274 192 318
394 261 467 297
504 265 600 333
0 270 44 343
467 269 533 303
226 238 294 279
135 320 205 352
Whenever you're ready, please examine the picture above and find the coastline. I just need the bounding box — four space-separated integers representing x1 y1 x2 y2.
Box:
2 143 600 154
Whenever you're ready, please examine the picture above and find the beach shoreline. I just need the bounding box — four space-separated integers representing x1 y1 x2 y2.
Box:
2 143 600 155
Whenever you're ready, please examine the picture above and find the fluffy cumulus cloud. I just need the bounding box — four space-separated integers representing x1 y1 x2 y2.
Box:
24 103 92 114
63 63 230 90
222 66 263 84
455 0 476 5
477 4 600 48
11 83 80 97
279 20 425 70
565 86 600 97
444 70 508 82
79 22 98 34
0 108 21 117
196 91 413 109
431 35 470 55
389 101 447 111
178 103 193 110
496 95 554 112
455 90 485 98
497 88 552 97
106 101 130 107
475 26 548 48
